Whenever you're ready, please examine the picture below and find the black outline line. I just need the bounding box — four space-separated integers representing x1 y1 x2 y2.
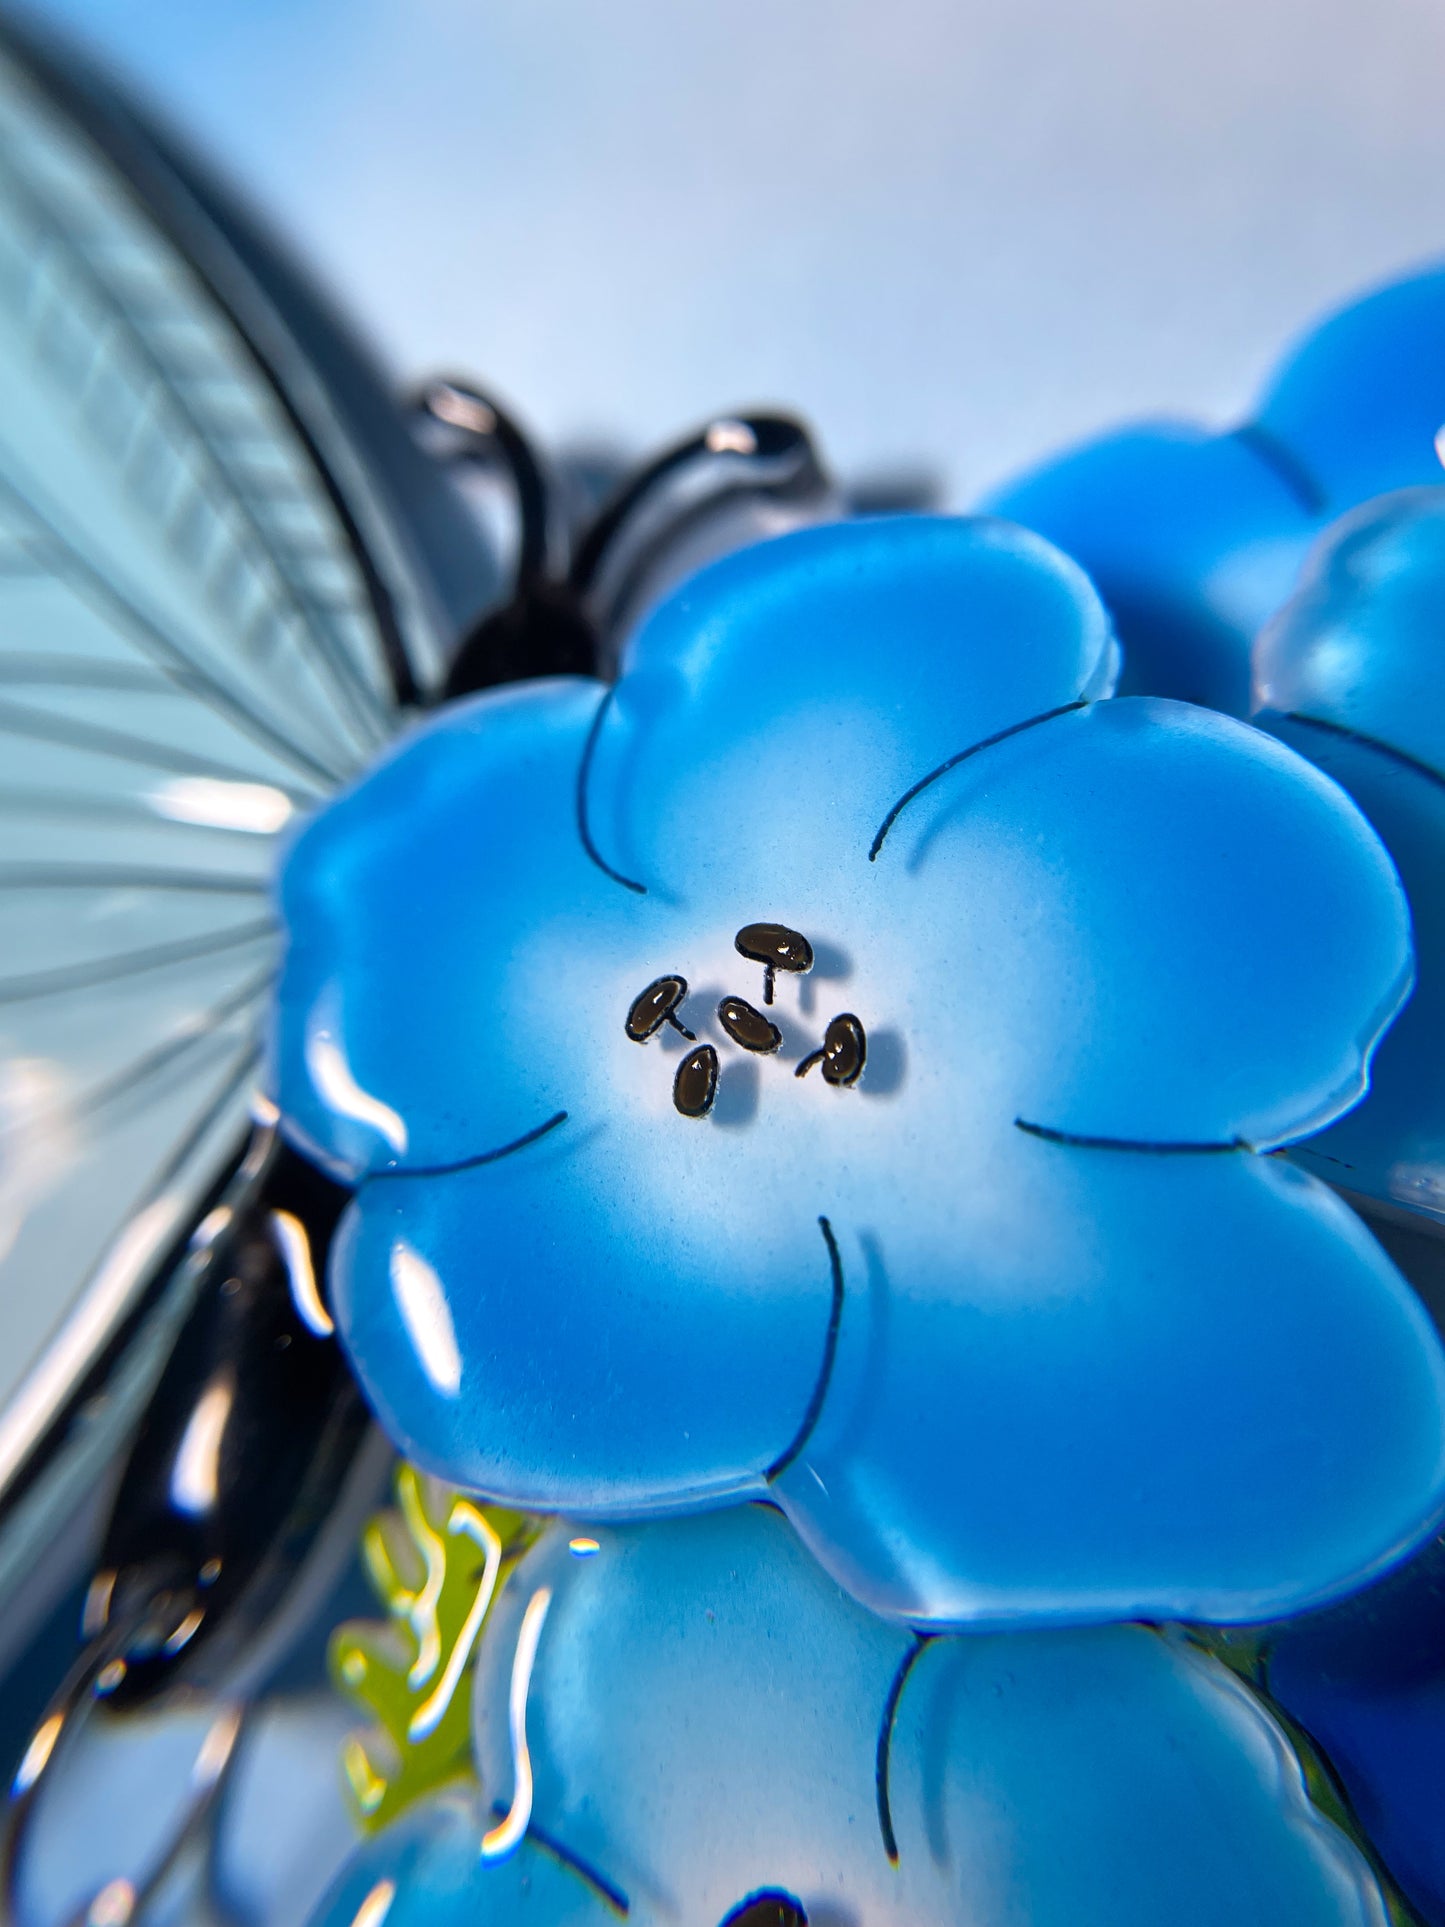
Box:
868 700 1087 861
496 1806 630 1917
767 1216 845 1481
1228 423 1328 516
576 687 646 895
1014 1118 1248 1154
376 1110 569 1180
876 1633 931 1865
1281 711 1445 794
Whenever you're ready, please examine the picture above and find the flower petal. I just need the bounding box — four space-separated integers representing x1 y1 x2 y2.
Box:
1254 267 1445 516
1268 715 1445 1223
1256 489 1445 787
583 514 1117 907
985 270 1445 717
271 678 676 1179
982 422 1315 712
871 695 1410 1149
775 1137 1445 1626
471 1509 1389 1927
331 1117 841 1510
306 1788 613 1927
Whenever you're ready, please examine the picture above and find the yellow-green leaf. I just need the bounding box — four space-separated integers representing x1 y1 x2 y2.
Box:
329 1462 539 1833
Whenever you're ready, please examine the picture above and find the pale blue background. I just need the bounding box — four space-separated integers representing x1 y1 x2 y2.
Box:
28 0 1445 502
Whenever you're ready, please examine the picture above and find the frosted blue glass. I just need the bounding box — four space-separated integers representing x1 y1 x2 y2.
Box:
272 514 1445 1627
985 268 1445 717
1257 490 1445 795
776 1143 1445 1626
1255 270 1445 515
306 1787 610 1927
458 1508 1389 1927
1255 494 1445 1224
1268 712 1445 1220
981 423 1314 711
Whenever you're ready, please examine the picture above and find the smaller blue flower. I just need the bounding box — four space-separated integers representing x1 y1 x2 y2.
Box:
306 1506 1395 1927
270 514 1445 1630
1252 490 1445 1218
985 266 1445 712
987 272 1445 1229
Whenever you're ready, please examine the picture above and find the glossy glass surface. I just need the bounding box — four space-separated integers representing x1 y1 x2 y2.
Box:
272 514 1445 1627
461 1510 1391 1926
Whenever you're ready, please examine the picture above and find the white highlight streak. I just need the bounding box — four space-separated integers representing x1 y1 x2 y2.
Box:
305 1004 407 1155
349 1880 396 1927
12 1712 62 1795
270 1207 333 1335
147 777 294 835
409 1503 504 1740
390 1243 461 1395
193 1704 243 1786
170 1374 235 1516
481 1586 552 1860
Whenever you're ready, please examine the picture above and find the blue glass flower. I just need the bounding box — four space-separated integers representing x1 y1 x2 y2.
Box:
985 267 1445 713
269 514 1445 1629
987 269 1445 1226
309 1506 1393 1927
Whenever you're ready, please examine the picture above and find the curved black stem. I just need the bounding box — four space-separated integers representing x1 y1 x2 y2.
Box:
416 378 555 588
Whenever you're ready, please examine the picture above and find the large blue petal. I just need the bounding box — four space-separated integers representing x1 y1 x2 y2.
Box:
333 1118 838 1510
775 1136 1445 1625
871 696 1410 1149
583 514 1118 909
271 678 682 1180
470 1509 1388 1927
982 424 1314 712
1254 268 1445 516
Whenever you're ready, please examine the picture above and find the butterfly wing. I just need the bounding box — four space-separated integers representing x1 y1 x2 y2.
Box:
0 21 493 1561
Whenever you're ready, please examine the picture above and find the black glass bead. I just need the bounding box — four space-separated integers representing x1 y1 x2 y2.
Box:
626 974 689 1042
717 995 782 1054
673 1044 719 1117
821 1012 867 1087
734 923 814 976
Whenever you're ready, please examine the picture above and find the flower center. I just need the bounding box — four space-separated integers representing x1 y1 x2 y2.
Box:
624 923 868 1118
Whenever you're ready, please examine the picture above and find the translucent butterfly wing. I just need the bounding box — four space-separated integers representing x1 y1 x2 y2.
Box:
0 34 460 1530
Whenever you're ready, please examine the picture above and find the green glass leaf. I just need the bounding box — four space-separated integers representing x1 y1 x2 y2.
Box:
329 1461 539 1832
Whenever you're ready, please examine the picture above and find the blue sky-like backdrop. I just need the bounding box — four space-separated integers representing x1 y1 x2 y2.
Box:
28 0 1445 502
